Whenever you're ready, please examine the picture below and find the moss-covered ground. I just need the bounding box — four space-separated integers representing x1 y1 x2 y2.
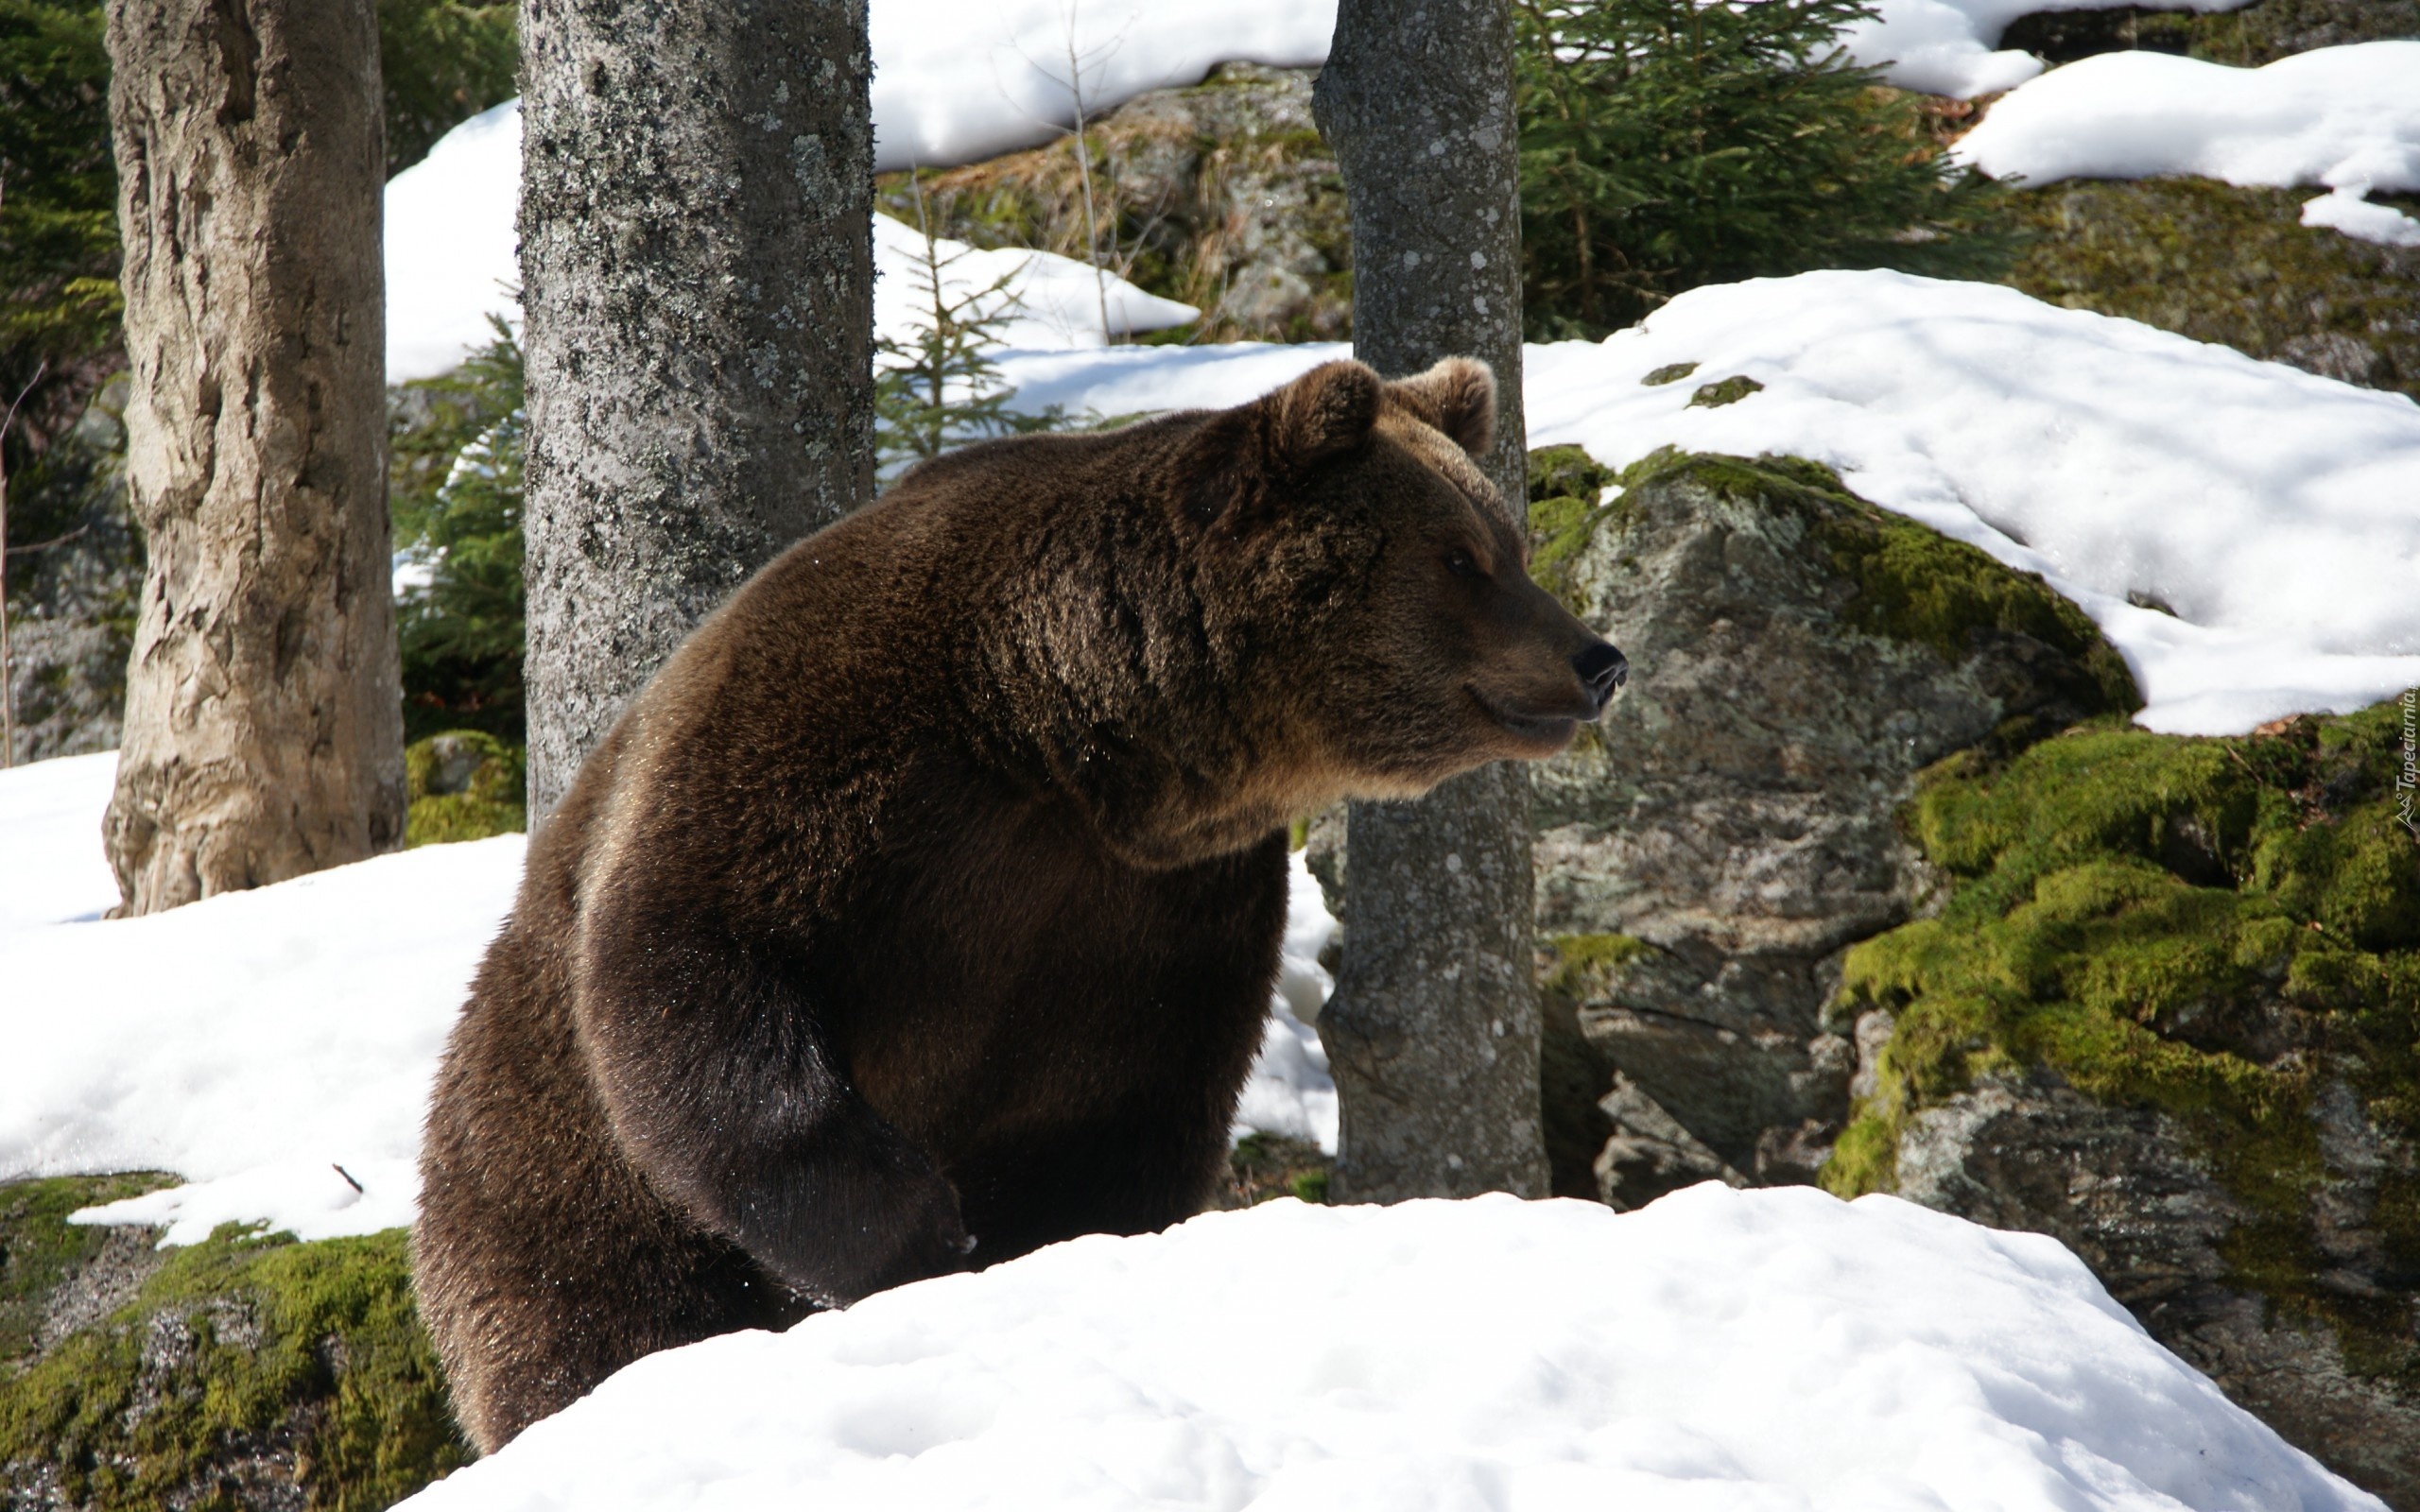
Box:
1822 701 2420 1383
0 1185 470 1511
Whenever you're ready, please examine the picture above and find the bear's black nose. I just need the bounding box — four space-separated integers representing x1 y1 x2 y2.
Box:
1573 641 1628 713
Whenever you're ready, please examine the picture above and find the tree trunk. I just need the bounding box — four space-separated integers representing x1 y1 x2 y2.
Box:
519 0 877 819
102 0 404 915
1312 0 1548 1202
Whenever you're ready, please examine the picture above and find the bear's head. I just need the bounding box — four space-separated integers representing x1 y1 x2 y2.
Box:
1173 356 1627 815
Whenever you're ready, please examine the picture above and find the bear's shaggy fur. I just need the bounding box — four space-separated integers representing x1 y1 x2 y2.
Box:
412 358 1621 1451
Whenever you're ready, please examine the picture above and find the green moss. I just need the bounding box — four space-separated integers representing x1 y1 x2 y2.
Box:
404 730 525 848
1811 506 2142 717
1525 446 1632 612
0 1175 177 1368
1541 932 1657 1001
0 1222 471 1510
1686 375 1764 408
1824 701 2420 1384
1641 362 1700 387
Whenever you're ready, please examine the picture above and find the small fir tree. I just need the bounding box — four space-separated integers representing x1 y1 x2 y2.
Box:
1514 0 2015 339
875 184 1059 475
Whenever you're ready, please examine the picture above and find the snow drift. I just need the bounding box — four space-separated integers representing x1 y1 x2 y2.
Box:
393 1186 2385 1512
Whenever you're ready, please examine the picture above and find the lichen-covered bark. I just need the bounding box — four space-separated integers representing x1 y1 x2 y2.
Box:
519 0 876 817
101 0 406 915
1312 0 1547 1202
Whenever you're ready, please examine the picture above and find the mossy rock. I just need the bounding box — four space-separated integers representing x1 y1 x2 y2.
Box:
1824 702 2420 1502
405 730 525 848
1 1175 178 1372
1999 0 2420 68
1524 448 2135 1201
0 1178 472 1510
2007 177 2420 404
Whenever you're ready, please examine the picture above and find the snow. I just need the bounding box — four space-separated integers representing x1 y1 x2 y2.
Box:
1 824 524 1244
385 100 524 384
1953 43 2420 247
994 270 2420 737
873 210 1197 357
395 1185 2383 1512
0 748 120 931
0 752 1336 1241
385 0 1337 382
868 1 1336 173
1230 850 1340 1154
1841 0 2254 99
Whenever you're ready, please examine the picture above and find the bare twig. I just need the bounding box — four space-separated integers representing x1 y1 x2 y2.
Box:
1060 2 1115 344
5 523 89 556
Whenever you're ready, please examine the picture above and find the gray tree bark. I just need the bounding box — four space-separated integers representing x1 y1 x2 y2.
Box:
1312 0 1547 1202
520 0 877 819
102 0 405 915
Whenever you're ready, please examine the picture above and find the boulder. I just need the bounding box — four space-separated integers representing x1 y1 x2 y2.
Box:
877 63 1351 344
403 730 525 848
1522 446 2136 1204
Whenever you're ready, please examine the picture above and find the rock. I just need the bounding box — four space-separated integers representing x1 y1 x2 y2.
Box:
2009 178 2420 405
1999 0 2420 67
1524 447 2137 1198
0 1175 472 1510
2 380 141 766
1828 703 2420 1507
879 63 1351 344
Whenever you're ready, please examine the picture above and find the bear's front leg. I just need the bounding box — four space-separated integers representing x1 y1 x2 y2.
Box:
571 897 973 1309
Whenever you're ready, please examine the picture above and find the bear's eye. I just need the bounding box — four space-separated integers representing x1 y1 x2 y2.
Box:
1445 548 1484 580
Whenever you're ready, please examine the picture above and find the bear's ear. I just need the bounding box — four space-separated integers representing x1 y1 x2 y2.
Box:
1270 360 1384 472
1386 356 1495 460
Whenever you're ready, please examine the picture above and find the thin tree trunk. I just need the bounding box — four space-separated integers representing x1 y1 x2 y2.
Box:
519 0 877 819
1313 0 1547 1202
102 0 404 915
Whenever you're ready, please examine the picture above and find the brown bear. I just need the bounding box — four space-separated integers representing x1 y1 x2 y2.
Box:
412 356 1627 1451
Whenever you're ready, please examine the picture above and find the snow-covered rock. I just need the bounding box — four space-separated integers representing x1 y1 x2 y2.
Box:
1954 43 2420 247
393 1185 2385 1512
1840 0 2256 98
868 0 1334 172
